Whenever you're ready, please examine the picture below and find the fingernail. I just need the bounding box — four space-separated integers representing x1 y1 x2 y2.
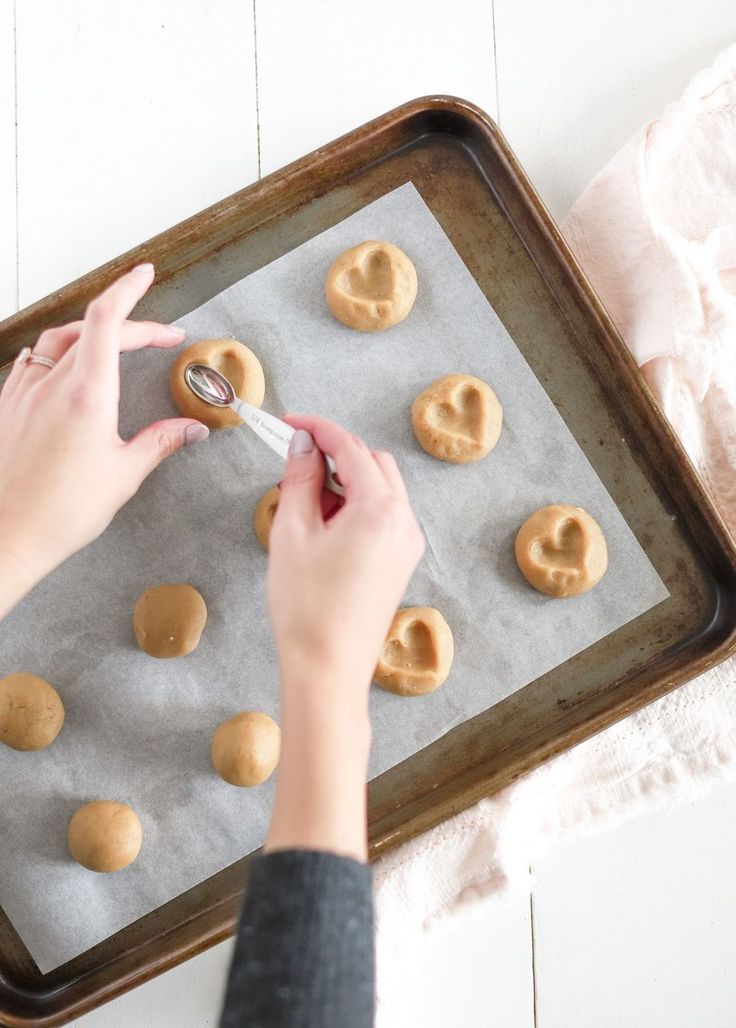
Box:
288 429 314 457
132 262 154 274
185 423 210 446
168 323 187 336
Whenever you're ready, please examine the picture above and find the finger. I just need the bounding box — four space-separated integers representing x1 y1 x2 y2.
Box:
34 323 84 360
19 316 184 395
119 321 186 351
274 429 326 532
275 481 341 520
0 351 32 401
9 324 84 396
41 319 185 359
8 320 185 388
75 263 156 386
282 414 386 503
38 319 185 362
4 352 65 394
9 324 84 391
123 417 209 488
372 450 411 504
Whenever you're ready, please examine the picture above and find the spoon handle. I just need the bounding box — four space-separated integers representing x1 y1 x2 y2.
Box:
231 399 346 498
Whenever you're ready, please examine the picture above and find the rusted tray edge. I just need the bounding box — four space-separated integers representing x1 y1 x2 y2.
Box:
0 96 735 1026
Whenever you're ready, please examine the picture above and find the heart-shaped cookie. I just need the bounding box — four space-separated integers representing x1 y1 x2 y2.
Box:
170 338 265 430
412 373 503 464
515 504 608 598
326 240 418 332
346 247 394 302
374 607 454 696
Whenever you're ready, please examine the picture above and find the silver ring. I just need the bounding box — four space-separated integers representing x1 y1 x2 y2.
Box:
14 348 57 370
28 354 57 370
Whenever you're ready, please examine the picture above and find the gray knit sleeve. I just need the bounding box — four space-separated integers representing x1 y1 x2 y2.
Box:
219 849 375 1028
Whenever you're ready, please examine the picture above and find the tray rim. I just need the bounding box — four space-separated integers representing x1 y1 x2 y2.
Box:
0 94 734 1026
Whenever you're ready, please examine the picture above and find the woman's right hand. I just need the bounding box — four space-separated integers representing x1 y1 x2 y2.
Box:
265 415 424 859
267 416 425 712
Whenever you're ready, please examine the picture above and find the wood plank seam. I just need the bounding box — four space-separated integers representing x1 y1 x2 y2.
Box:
491 0 499 125
530 879 539 1027
253 0 262 178
12 0 18 311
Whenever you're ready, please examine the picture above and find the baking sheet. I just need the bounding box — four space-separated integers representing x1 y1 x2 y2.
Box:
0 183 668 972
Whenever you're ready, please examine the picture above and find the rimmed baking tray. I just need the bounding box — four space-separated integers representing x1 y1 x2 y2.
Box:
0 96 734 1026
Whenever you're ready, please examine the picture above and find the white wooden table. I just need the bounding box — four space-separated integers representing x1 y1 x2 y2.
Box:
2 3 735 1025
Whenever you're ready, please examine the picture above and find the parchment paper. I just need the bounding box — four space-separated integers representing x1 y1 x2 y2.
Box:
0 183 668 972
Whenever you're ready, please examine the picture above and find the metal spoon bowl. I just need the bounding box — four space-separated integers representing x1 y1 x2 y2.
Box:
184 363 235 406
183 362 345 497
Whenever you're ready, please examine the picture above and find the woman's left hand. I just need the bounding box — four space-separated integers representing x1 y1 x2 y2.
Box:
0 264 209 616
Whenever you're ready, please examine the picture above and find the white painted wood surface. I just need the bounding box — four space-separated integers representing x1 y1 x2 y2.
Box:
2 2 735 1026
494 0 736 221
255 0 496 176
14 0 258 311
376 893 534 1028
532 784 736 1028
0 0 16 320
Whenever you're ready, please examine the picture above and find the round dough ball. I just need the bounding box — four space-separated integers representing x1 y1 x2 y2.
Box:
515 504 608 598
412 373 502 464
326 240 417 332
170 338 265 429
253 485 281 551
0 673 64 751
374 607 454 697
68 801 143 873
211 711 281 787
133 583 207 658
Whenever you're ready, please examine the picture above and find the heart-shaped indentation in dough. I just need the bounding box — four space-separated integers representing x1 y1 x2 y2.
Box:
530 517 585 577
375 607 454 695
343 248 394 302
383 619 439 674
428 384 484 444
211 348 248 393
412 374 502 464
515 504 607 598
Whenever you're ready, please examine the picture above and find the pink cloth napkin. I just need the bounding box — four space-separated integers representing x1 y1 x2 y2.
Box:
375 45 736 1020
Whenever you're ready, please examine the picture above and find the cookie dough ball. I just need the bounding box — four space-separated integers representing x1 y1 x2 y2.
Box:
253 485 280 551
211 711 281 787
515 504 608 598
0 673 64 752
68 801 142 873
170 338 265 429
412 373 502 464
133 583 207 658
326 240 417 331
374 607 454 697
